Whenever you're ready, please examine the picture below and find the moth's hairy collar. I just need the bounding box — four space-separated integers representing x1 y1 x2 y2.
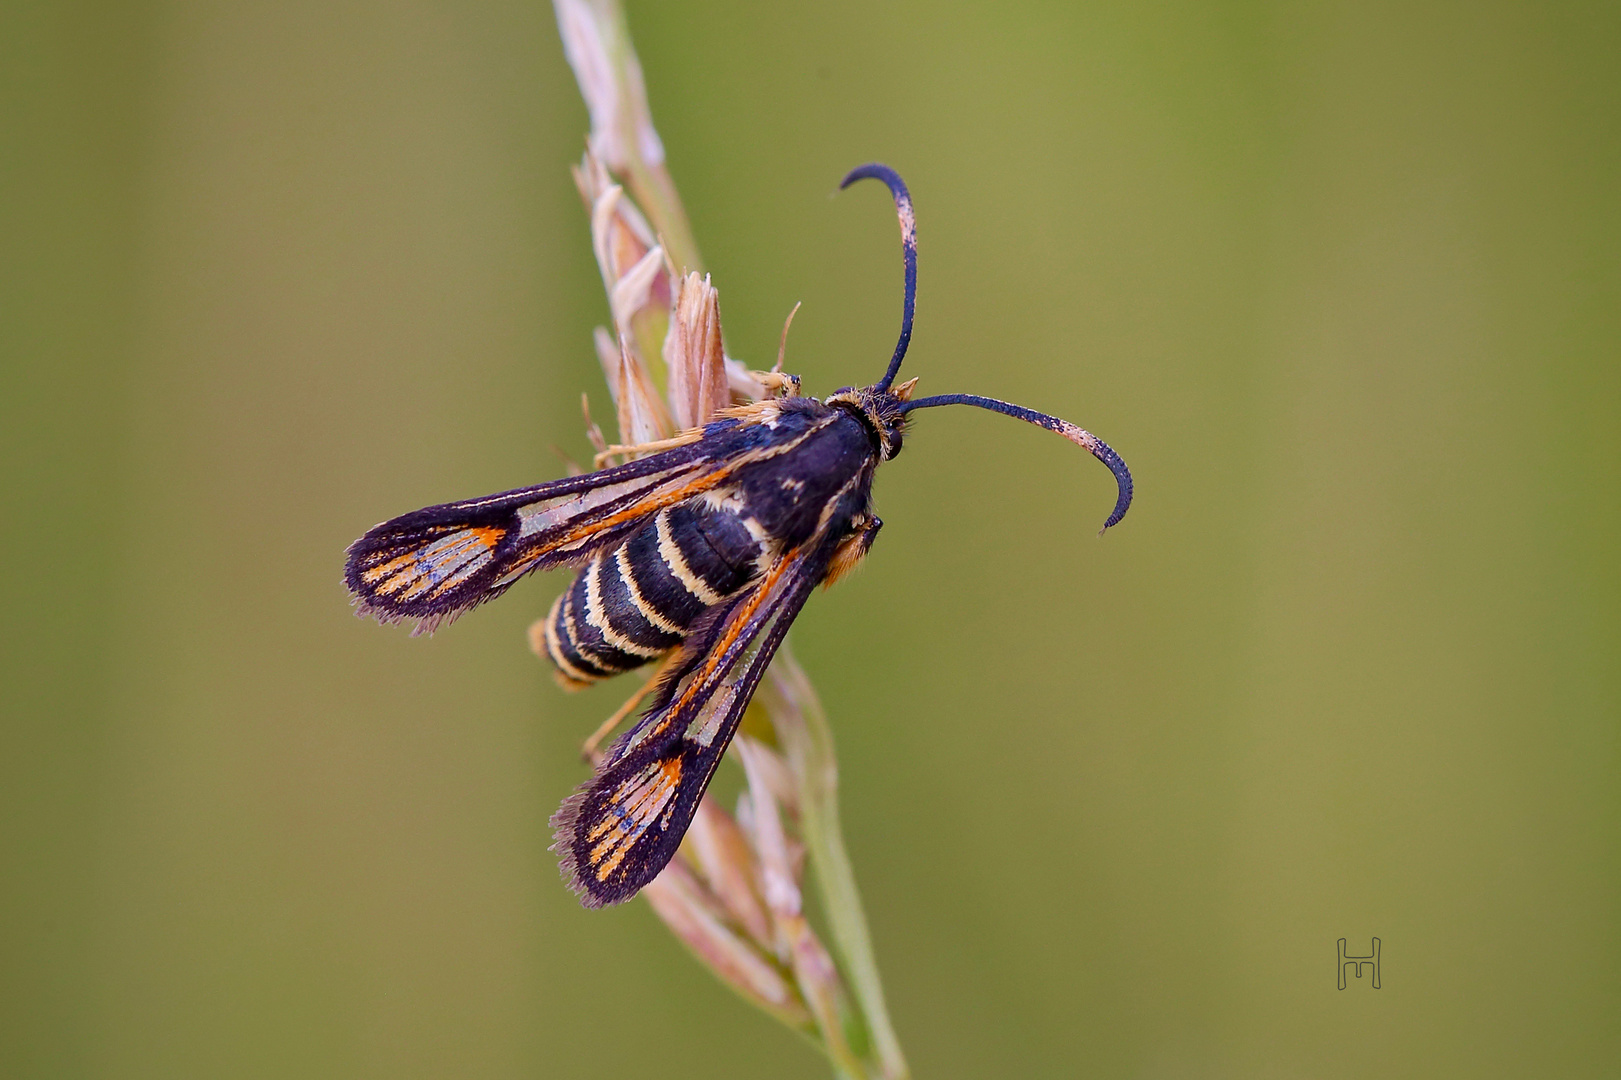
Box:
823 386 908 460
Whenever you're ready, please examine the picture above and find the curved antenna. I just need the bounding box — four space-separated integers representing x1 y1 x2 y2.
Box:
839 163 916 391
901 393 1134 532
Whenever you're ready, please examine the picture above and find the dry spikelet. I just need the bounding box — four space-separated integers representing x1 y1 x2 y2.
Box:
682 798 773 950
665 272 730 429
610 245 665 338
641 860 813 1029
554 0 665 173
592 325 623 404
735 737 802 918
551 2 909 1074
585 179 657 286
611 332 672 447
579 160 672 445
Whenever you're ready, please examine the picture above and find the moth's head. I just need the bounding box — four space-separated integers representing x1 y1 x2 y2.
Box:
825 376 918 461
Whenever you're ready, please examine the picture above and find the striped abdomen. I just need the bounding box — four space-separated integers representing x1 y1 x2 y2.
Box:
539 501 764 687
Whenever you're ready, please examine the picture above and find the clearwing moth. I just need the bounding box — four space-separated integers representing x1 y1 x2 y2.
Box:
345 165 1133 907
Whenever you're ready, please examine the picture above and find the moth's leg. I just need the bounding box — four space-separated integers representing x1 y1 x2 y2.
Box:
733 302 803 401
749 371 802 398
823 515 883 590
592 429 704 469
581 651 682 762
772 301 802 374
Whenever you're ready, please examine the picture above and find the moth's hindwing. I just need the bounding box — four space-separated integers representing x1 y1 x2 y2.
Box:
551 543 828 907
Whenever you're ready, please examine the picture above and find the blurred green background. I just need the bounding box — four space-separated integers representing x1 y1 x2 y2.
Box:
4 0 1616 1076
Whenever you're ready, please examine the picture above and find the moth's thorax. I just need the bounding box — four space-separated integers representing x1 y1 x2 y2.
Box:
731 399 879 549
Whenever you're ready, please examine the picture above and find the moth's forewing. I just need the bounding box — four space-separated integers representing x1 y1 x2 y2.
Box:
342 404 865 634
552 543 829 907
344 423 753 633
